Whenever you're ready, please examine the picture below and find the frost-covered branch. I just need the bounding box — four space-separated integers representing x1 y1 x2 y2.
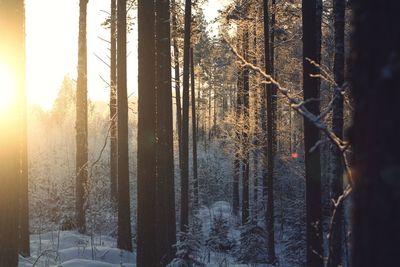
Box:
223 35 348 154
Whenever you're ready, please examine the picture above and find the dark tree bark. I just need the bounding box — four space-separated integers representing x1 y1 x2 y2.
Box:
316 0 322 65
327 0 345 266
18 1 30 257
233 62 242 217
0 1 25 265
171 0 182 176
251 10 259 221
302 0 323 266
207 82 211 143
262 0 276 262
116 0 132 252
155 0 176 264
181 0 191 232
76 0 89 234
110 0 118 201
270 0 277 155
137 0 157 265
241 26 250 226
0 106 20 266
350 1 400 266
190 48 199 209
18 64 30 255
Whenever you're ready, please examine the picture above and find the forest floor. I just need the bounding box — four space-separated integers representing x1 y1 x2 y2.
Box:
18 230 135 267
17 201 283 266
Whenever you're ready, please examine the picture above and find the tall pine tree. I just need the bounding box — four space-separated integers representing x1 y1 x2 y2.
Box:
110 0 118 200
155 0 177 264
190 47 199 209
137 0 157 265
327 0 345 266
181 0 192 232
262 0 276 262
302 0 323 265
0 1 25 265
76 0 89 234
116 0 133 252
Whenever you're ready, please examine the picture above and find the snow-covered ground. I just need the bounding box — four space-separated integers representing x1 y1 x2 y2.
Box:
18 201 271 267
18 231 135 267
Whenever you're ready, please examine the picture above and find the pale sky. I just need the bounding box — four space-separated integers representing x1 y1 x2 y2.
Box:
25 0 228 110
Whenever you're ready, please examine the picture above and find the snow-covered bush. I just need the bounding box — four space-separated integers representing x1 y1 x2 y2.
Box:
174 216 205 267
235 220 267 264
206 212 234 253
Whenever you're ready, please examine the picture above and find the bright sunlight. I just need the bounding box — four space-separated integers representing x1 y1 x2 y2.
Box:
0 63 16 112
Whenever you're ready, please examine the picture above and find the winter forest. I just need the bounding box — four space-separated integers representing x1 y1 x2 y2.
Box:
1 0 400 266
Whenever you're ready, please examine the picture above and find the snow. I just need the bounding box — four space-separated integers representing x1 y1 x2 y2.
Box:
18 228 252 267
19 231 135 267
19 202 274 266
60 259 133 267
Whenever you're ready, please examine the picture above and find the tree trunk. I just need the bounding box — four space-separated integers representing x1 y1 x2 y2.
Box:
0 1 25 265
181 0 191 232
302 0 323 266
76 0 89 234
233 63 242 217
350 1 400 266
252 5 262 222
191 48 199 209
241 26 250 226
252 17 259 220
171 0 182 178
262 0 276 262
110 0 118 201
155 0 176 264
116 0 132 252
327 0 345 266
19 59 30 257
137 0 157 265
18 1 30 257
271 0 277 155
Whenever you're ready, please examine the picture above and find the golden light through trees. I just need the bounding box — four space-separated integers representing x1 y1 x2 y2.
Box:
22 0 222 111
0 63 17 113
25 0 134 111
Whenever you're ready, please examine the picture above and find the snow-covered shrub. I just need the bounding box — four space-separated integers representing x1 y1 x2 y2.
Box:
174 216 205 267
235 219 267 264
206 212 234 253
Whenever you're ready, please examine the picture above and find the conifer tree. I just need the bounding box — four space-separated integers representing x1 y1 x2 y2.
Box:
137 0 157 264
302 0 323 265
116 0 132 251
76 0 89 234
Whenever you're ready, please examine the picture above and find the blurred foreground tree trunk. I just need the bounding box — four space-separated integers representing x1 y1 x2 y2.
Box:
0 1 25 266
350 0 400 266
16 0 30 258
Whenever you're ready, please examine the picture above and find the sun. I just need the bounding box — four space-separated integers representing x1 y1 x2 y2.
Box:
0 63 17 112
